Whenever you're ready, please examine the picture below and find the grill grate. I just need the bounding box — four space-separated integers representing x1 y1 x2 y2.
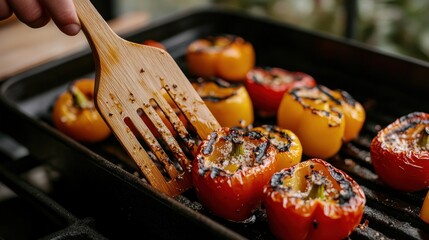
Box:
0 133 107 240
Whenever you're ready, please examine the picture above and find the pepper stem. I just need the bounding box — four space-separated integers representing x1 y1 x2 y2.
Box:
70 86 92 109
418 127 429 150
306 183 325 201
231 141 244 157
305 171 326 201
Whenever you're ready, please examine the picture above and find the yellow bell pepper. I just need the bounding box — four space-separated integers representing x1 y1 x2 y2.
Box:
192 77 254 128
251 125 302 171
421 191 429 224
331 89 366 142
277 85 364 158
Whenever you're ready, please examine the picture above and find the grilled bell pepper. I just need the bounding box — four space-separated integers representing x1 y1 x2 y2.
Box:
421 191 429 224
186 35 255 81
245 67 316 117
192 127 277 222
52 79 111 143
277 85 364 158
192 77 254 127
330 89 366 142
263 159 366 240
251 125 302 171
370 112 429 192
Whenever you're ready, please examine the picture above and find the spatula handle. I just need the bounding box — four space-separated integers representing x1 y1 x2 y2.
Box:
73 0 120 60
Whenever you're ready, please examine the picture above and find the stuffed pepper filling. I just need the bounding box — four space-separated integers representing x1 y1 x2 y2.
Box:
269 160 356 206
381 113 429 152
198 128 271 176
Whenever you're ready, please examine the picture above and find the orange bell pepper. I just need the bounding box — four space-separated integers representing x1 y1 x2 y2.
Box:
251 125 302 171
52 79 111 143
421 191 429 224
263 159 366 240
277 85 364 158
192 77 254 128
186 35 255 81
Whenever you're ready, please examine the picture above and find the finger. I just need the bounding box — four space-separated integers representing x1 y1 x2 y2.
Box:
0 0 12 20
7 0 50 28
40 0 80 36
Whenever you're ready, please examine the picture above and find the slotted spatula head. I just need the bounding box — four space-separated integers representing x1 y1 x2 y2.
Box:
73 0 220 196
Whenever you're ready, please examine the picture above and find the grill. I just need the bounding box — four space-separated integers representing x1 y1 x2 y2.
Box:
0 137 107 240
0 8 428 240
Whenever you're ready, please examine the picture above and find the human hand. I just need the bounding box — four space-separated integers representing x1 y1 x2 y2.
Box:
0 0 80 36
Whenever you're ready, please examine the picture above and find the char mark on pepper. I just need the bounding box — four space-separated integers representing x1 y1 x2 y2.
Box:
203 132 218 155
254 141 269 164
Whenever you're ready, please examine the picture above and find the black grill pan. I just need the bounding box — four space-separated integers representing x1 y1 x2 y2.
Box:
0 7 428 240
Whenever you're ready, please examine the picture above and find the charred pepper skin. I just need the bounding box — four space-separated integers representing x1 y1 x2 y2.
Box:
52 79 111 143
263 159 366 240
251 125 302 171
191 77 254 128
277 85 365 158
277 85 345 158
245 67 316 117
186 35 255 81
192 127 277 222
370 112 429 192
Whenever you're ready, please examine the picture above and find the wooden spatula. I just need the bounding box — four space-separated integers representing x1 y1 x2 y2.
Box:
73 0 220 196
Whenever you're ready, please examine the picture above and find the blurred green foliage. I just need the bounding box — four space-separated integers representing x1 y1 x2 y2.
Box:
118 0 429 62
213 0 429 62
358 0 429 61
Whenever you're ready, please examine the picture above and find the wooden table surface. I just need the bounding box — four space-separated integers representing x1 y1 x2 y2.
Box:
0 12 150 81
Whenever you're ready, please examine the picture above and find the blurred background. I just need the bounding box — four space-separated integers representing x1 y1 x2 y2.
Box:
3 0 429 81
1 1 428 239
114 0 429 63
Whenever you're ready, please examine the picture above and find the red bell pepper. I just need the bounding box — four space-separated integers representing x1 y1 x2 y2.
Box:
245 67 316 117
192 127 277 222
370 112 429 192
263 159 366 240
